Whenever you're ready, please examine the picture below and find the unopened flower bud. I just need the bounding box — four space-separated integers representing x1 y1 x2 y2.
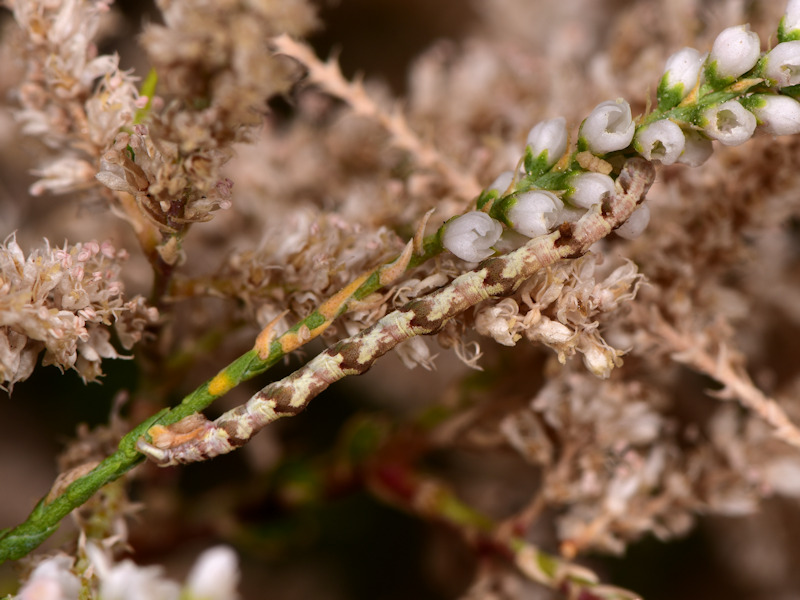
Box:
488 170 514 194
748 94 800 135
568 172 615 209
701 99 756 146
707 24 761 81
660 47 705 100
186 546 240 600
526 117 568 168
16 555 81 600
633 119 686 164
579 99 635 155
442 211 503 262
781 0 800 41
507 190 563 238
616 203 650 240
677 129 714 167
763 41 800 87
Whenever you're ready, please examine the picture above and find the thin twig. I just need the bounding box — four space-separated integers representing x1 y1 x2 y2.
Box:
272 34 482 200
654 313 800 450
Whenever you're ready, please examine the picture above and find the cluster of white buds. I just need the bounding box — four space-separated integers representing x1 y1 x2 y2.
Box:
13 544 240 600
442 0 800 263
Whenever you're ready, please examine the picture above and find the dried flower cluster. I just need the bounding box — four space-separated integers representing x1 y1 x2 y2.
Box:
0 235 156 387
3 0 800 599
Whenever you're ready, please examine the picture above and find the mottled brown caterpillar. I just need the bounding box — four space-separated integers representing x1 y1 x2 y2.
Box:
137 158 656 466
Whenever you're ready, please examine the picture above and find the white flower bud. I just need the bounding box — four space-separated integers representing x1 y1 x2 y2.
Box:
633 119 686 165
186 546 240 600
526 117 568 167
701 100 756 146
488 170 514 194
784 0 800 36
763 41 800 87
568 172 615 209
579 99 636 155
677 129 714 167
749 94 800 135
662 47 705 98
552 204 587 225
708 24 761 80
17 555 81 600
616 203 650 240
443 211 503 262
507 190 563 238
